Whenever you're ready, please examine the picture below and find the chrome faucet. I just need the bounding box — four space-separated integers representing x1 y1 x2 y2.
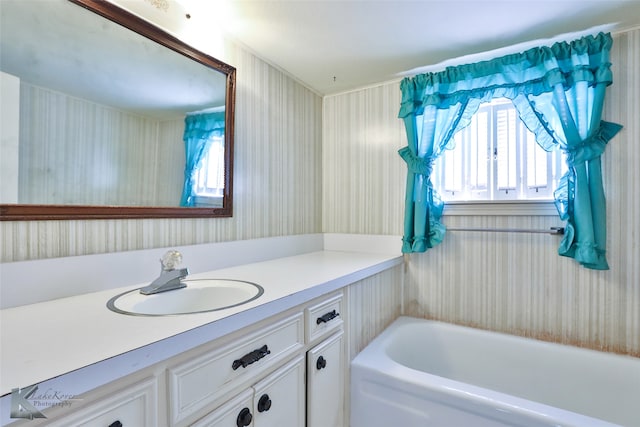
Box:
139 250 189 295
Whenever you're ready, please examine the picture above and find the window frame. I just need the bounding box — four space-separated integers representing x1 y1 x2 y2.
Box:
192 134 226 208
432 98 565 216
442 200 559 216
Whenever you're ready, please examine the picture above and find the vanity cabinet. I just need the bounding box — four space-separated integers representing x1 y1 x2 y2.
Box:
5 292 345 427
174 292 345 427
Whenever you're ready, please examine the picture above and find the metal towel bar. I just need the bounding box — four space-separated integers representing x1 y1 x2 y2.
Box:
446 227 564 235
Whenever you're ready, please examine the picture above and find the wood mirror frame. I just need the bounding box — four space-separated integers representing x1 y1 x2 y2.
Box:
0 0 235 221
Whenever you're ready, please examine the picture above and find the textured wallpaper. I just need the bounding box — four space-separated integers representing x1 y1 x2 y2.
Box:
17 84 185 206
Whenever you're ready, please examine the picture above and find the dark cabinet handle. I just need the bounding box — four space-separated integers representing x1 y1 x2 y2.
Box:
232 345 270 370
257 393 272 412
108 422 123 427
316 310 339 325
236 407 252 427
316 355 327 370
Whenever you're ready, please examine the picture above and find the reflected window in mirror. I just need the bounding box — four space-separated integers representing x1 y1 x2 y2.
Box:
180 109 226 208
193 135 226 207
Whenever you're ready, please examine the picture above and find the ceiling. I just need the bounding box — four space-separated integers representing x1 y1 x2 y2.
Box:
190 0 640 95
2 0 639 106
0 0 228 119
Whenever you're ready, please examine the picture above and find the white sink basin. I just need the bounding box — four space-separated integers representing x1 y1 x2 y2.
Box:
107 279 264 316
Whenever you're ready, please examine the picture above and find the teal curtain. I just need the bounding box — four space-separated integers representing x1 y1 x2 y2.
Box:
180 111 225 207
398 100 468 252
398 32 622 269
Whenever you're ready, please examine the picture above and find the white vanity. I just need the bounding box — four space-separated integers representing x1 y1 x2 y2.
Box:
0 234 403 426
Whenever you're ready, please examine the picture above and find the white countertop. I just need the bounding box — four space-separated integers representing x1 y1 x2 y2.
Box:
0 249 402 403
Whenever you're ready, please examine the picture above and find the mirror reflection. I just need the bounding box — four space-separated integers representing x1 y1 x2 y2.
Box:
0 0 235 219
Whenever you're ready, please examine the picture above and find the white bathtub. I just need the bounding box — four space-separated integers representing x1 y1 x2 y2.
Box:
351 317 640 427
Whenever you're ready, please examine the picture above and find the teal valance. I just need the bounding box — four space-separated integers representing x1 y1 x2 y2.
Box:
399 32 614 117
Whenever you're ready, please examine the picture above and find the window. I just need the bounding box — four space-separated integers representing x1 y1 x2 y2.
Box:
432 99 566 202
192 135 225 207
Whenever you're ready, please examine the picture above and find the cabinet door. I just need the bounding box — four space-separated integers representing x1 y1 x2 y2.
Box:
252 356 305 427
191 389 254 427
306 331 344 427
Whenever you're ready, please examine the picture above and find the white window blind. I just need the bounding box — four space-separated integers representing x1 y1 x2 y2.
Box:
433 99 566 202
193 136 225 207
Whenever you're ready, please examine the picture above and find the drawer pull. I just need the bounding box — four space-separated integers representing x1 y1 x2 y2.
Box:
316 309 339 324
232 345 271 370
316 355 327 370
257 393 272 412
108 422 123 427
236 407 253 427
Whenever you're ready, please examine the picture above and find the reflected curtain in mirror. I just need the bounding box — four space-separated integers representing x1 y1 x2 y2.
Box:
180 111 226 207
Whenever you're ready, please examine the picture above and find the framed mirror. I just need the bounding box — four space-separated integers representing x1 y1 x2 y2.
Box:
0 0 235 220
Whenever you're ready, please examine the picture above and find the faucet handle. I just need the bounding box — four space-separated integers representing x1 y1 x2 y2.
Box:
161 250 183 271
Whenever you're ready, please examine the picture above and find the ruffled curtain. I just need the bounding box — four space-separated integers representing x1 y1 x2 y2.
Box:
180 111 225 207
398 32 622 269
398 102 467 252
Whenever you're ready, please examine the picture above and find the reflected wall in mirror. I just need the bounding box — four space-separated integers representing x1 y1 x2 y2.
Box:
0 0 235 220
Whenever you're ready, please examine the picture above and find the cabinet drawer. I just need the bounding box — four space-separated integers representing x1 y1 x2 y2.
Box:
45 377 158 427
168 313 304 426
305 294 344 343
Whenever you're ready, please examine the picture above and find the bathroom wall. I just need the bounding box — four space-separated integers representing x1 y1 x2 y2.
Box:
0 37 322 262
345 265 404 359
16 83 184 206
0 72 20 204
323 28 640 356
